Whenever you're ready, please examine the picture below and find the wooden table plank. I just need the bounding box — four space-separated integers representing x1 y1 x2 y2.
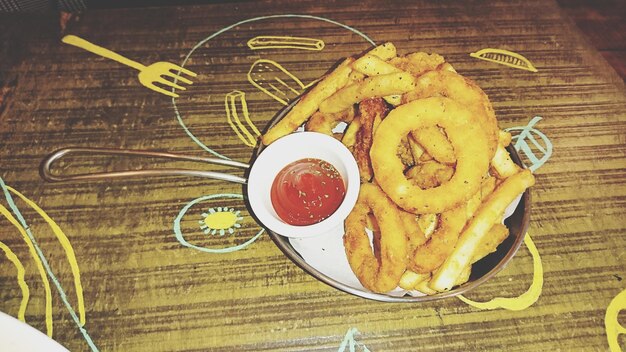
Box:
1 1 625 351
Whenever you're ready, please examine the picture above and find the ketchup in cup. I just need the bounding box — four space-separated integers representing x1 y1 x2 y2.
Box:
271 158 346 226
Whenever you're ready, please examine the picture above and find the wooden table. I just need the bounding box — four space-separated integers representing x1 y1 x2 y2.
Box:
1 1 625 351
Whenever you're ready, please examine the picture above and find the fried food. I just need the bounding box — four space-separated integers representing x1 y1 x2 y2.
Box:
262 57 354 145
305 108 355 136
399 270 430 290
341 117 361 151
257 43 535 296
403 69 500 158
491 142 521 179
466 176 497 219
319 72 416 114
366 42 397 61
409 205 466 274
389 52 446 77
398 208 427 251
411 126 456 164
471 223 509 264
417 213 438 238
430 169 535 291
370 97 491 214
353 98 389 183
343 183 408 293
406 160 454 189
353 54 402 76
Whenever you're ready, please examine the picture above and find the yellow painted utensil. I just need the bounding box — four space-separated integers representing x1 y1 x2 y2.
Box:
62 35 197 98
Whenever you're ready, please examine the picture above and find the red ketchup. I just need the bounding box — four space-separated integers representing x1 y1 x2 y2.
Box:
270 158 346 226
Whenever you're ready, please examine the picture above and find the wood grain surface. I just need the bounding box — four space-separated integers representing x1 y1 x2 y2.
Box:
1 0 625 351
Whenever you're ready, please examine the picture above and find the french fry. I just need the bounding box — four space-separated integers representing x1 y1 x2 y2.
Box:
499 130 512 147
411 126 456 165
407 133 426 161
439 62 457 73
415 280 438 295
348 70 366 82
353 54 402 76
366 42 397 61
389 52 445 76
454 265 472 286
341 118 361 150
466 176 497 219
417 213 438 239
471 223 509 264
319 72 416 114
261 58 354 145
399 270 430 290
430 169 535 291
305 109 354 136
449 223 510 289
383 94 403 106
491 143 520 179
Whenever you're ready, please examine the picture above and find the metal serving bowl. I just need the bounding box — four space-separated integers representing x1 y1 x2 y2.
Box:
251 99 531 302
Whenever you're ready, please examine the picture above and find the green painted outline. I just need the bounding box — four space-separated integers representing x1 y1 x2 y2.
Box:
171 14 376 160
173 193 264 253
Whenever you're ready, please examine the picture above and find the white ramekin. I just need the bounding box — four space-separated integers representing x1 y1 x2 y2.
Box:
247 131 360 238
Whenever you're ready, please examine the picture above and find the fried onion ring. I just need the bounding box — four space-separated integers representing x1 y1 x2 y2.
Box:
371 97 491 214
406 160 455 189
409 205 467 274
403 69 499 158
343 183 408 293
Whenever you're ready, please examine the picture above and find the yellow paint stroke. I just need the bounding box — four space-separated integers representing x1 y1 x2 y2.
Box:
204 212 237 230
470 48 538 73
7 186 86 326
247 35 325 51
0 240 30 322
0 204 53 336
458 233 543 311
224 90 260 147
62 35 196 98
200 207 243 236
248 59 307 105
606 288 626 352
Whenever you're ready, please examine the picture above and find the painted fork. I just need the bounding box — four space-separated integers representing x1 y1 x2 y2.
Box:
62 35 197 98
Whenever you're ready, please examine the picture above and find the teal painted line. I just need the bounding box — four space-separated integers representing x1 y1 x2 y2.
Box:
0 177 99 352
337 327 371 352
173 193 264 253
505 116 553 172
171 14 376 159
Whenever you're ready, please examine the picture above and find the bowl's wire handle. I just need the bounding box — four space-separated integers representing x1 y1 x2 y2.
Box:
40 147 249 184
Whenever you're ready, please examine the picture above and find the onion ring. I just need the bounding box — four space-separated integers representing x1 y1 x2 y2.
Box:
343 183 408 293
403 69 499 158
409 205 467 274
405 160 454 189
370 97 491 214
